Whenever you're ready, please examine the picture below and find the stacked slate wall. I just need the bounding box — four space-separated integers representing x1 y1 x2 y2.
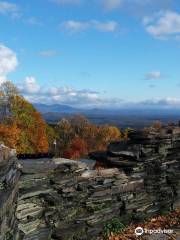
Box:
0 124 179 240
16 159 145 240
0 145 20 240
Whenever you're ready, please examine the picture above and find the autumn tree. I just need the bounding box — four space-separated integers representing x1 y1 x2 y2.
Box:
0 123 20 149
96 125 121 151
63 137 88 159
55 115 122 159
0 81 53 154
55 118 76 156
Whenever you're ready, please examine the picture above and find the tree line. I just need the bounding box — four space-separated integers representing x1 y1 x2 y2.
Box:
0 81 131 159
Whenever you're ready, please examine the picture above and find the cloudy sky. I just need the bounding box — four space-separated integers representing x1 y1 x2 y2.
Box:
1 0 180 108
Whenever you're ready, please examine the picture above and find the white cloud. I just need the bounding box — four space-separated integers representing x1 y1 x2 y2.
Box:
18 77 122 108
112 97 180 109
0 44 18 84
60 20 119 33
143 10 180 39
46 86 102 106
19 77 40 94
17 77 180 109
145 71 162 80
139 97 180 108
39 50 58 57
0 1 20 18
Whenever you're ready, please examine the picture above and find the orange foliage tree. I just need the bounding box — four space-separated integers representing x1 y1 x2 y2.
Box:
55 115 122 159
0 123 20 149
0 81 53 154
63 137 88 159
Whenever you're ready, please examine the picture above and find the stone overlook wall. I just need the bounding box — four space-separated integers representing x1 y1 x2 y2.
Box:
0 124 180 240
0 145 20 240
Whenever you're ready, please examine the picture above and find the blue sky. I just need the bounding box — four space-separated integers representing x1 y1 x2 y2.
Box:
0 0 180 108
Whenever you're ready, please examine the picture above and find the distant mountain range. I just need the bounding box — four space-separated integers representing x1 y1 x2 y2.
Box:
33 103 180 115
33 103 120 114
33 103 80 114
33 103 180 129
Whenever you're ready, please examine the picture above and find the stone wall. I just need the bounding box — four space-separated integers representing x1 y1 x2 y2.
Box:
0 145 20 240
16 156 179 240
0 124 180 240
16 159 145 240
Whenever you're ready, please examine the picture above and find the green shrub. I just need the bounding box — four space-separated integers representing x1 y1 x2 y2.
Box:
102 217 125 239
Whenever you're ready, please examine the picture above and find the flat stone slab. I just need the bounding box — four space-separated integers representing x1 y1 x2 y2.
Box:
19 159 55 174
